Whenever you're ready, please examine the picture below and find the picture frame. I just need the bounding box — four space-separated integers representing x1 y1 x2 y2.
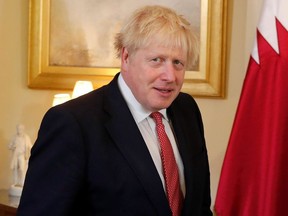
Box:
28 0 227 98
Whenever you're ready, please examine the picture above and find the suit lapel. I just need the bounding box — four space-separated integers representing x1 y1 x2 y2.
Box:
103 75 171 215
167 107 193 192
168 99 206 214
167 108 193 216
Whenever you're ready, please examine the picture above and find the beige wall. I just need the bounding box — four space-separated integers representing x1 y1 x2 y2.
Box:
0 0 263 210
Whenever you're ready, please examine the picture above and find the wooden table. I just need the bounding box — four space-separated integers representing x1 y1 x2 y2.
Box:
0 190 18 216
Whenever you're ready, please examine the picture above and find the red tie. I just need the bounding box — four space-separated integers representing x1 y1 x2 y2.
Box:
150 112 183 216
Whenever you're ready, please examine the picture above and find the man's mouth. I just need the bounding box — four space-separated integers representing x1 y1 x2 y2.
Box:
155 87 173 93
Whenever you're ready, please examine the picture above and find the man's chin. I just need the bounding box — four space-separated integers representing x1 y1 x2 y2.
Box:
150 101 174 111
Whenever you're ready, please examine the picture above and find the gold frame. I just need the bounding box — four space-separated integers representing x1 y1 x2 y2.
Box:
28 0 227 98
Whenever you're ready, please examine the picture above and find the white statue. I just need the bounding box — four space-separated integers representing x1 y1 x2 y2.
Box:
8 124 32 196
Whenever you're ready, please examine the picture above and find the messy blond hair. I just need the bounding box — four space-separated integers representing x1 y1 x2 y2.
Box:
114 5 199 69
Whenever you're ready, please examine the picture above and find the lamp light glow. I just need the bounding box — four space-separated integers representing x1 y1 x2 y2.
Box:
72 81 94 99
52 94 71 106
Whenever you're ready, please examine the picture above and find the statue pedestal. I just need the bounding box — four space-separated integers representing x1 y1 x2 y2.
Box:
9 185 22 197
0 190 18 216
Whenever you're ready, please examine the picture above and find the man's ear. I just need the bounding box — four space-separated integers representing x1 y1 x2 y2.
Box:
121 47 129 72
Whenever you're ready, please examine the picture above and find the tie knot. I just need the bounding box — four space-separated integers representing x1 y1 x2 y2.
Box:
150 112 163 125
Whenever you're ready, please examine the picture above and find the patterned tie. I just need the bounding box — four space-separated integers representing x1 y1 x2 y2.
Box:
150 112 183 216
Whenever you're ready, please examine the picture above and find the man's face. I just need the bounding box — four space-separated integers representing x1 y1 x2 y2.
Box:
121 41 187 111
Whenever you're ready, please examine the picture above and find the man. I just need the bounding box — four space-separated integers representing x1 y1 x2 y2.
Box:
17 5 212 216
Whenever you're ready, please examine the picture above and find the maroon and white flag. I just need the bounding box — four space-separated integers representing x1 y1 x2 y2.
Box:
215 0 288 215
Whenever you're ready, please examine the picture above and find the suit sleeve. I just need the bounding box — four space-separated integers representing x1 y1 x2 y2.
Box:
192 97 213 216
170 93 213 216
194 151 213 216
17 107 87 216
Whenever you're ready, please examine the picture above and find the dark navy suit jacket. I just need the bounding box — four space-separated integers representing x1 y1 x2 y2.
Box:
17 73 212 216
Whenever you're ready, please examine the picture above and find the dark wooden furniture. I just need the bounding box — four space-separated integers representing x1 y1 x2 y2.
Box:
0 190 18 216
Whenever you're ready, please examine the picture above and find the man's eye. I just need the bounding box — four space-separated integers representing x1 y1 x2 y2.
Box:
173 60 185 70
152 58 162 62
174 60 184 66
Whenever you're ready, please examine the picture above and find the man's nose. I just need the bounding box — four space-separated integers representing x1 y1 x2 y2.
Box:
161 63 176 81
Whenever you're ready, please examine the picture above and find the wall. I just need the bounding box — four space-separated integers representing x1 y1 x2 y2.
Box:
0 0 263 210
197 0 263 207
0 0 64 188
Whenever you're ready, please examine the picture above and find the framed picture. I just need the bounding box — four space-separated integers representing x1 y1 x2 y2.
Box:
28 0 227 97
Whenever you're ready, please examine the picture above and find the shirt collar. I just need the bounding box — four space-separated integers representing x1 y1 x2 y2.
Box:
117 73 168 123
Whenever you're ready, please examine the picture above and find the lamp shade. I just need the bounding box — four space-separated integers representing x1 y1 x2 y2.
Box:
52 94 71 106
72 81 94 99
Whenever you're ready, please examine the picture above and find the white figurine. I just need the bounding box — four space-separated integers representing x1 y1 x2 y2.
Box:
8 124 32 196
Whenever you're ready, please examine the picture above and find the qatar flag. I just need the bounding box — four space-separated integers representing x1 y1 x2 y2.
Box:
215 0 288 215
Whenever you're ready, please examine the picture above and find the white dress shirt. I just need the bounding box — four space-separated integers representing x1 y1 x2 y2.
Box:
117 74 185 195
